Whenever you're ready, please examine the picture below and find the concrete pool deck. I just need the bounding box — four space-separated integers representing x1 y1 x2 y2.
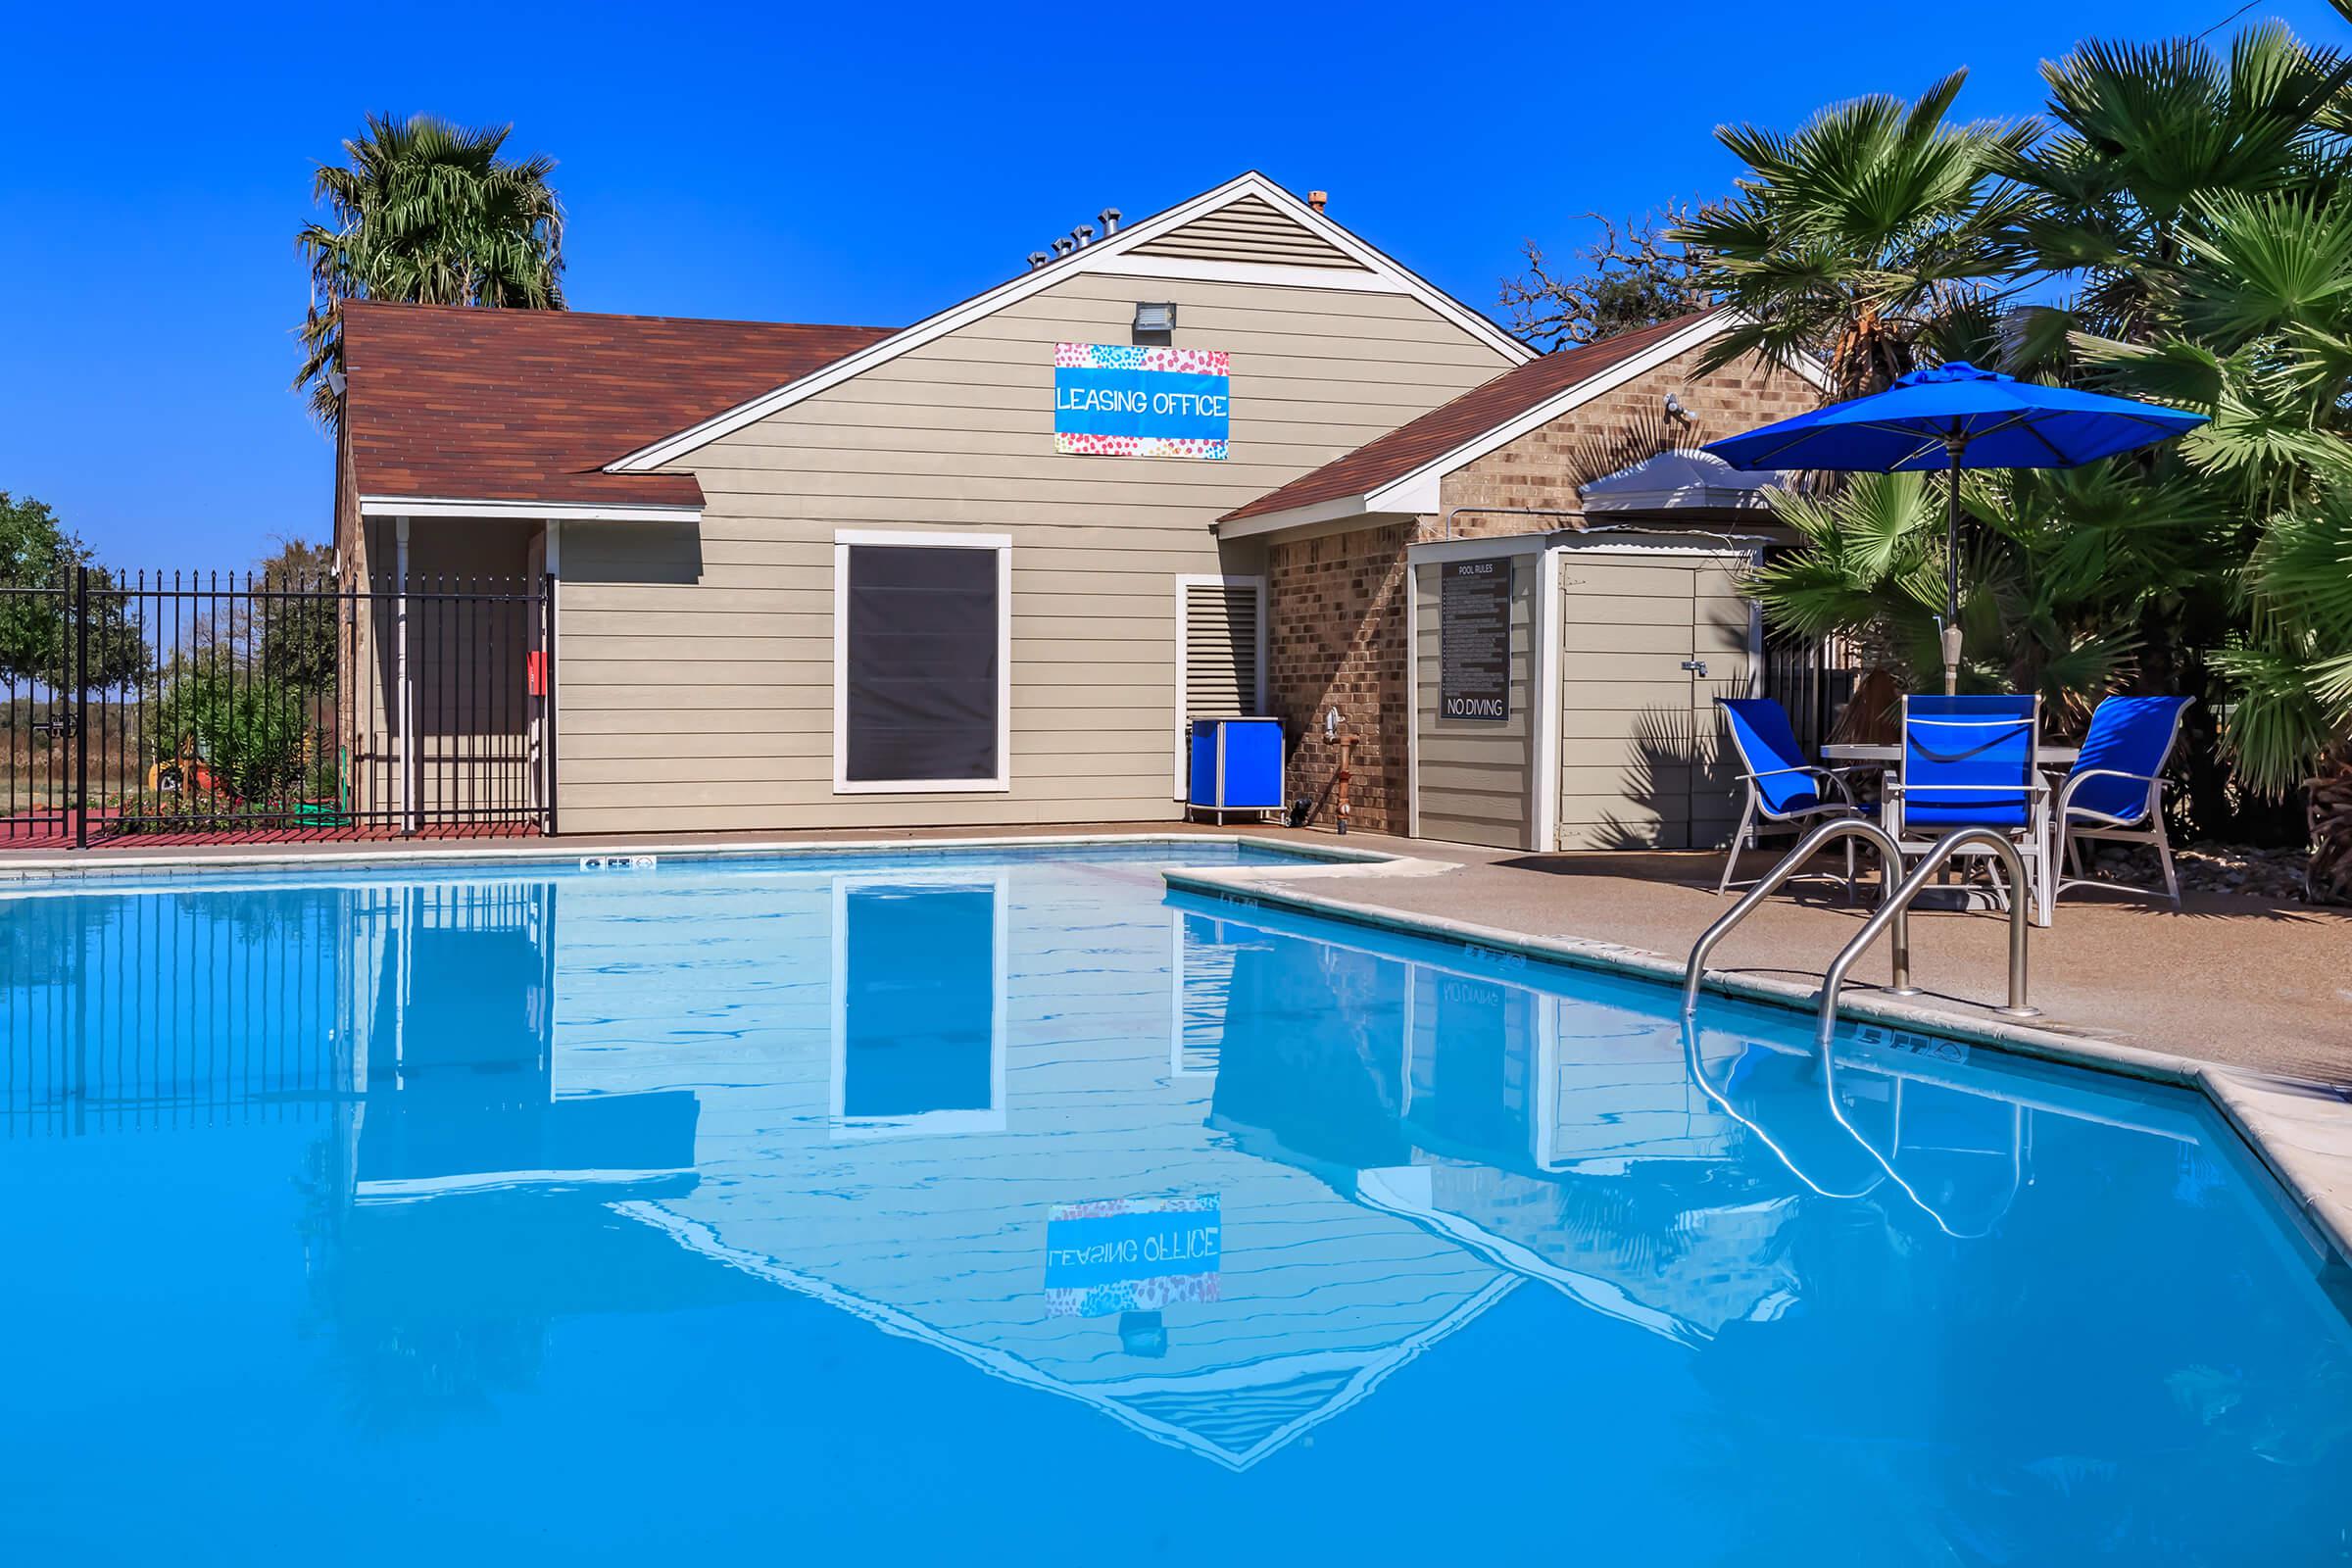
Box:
6 819 2349 1261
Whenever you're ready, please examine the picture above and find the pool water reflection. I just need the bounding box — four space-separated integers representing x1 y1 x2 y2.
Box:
4 846 2347 1565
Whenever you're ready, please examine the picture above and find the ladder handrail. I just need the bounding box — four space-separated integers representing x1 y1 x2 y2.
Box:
1683 817 1904 1015
1813 826 2038 1057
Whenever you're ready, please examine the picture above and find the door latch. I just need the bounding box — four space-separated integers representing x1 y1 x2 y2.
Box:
1681 660 1709 677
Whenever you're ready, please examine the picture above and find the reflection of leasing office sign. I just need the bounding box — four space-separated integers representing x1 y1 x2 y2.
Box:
1053 343 1231 460
1044 1196 1222 1318
1440 558 1511 722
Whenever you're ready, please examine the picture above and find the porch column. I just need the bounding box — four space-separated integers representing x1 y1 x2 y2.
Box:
396 515 417 835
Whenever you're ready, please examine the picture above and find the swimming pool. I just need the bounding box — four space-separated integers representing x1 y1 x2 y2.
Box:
5 843 2347 1563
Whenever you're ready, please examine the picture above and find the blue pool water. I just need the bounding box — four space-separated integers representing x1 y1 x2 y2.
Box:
5 844 2348 1564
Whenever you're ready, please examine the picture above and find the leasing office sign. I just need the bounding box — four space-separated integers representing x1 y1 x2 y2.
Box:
1053 343 1231 460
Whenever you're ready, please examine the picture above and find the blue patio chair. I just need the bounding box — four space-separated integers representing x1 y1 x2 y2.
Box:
2054 696 2192 907
1715 697 1867 896
1886 694 2052 925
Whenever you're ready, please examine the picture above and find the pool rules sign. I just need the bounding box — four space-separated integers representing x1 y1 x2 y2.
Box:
1441 558 1511 722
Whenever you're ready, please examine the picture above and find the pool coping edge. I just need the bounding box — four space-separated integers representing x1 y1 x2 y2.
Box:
1162 858 2352 1268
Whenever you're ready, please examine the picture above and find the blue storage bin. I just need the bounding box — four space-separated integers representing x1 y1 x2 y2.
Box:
1188 717 1284 820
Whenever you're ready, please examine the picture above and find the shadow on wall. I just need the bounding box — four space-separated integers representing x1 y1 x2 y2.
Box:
1569 404 1698 495
1573 701 1743 854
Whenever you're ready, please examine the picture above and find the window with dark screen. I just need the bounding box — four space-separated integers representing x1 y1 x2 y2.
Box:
838 539 1006 788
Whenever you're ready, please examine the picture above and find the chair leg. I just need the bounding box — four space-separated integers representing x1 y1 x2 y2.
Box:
2154 815 2180 907
1717 795 1755 896
2066 830 2085 881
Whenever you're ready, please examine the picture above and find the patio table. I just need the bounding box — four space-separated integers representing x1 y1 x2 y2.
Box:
1822 743 2081 766
1819 743 2080 922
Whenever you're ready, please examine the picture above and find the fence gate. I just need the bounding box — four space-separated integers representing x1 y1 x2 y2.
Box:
1 570 557 848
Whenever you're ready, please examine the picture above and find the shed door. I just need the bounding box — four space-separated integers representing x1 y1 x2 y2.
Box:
1555 557 1751 851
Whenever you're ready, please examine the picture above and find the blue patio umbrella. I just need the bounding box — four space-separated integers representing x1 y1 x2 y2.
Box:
1703 362 2207 693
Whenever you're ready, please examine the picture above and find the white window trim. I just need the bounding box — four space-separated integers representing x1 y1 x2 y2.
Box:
1171 572 1268 800
833 529 1013 795
827 868 1009 1141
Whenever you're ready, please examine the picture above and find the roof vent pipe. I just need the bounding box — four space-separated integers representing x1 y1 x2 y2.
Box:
1027 251 1053 270
1071 223 1095 249
1100 208 1121 235
1308 190 1329 214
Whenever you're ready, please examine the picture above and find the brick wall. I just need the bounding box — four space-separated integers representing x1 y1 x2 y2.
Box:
1263 343 1816 838
1439 358 1815 525
1265 521 1411 834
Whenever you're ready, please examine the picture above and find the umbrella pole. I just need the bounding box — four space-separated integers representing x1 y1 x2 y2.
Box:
1941 442 1964 696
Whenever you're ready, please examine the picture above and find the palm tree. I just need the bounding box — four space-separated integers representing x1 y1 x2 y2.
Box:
295 114 566 428
2004 24 2352 369
2082 183 2352 901
1671 71 2040 399
1744 465 2217 726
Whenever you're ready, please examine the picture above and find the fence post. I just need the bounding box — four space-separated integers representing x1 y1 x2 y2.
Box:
74 565 89 849
542 570 559 836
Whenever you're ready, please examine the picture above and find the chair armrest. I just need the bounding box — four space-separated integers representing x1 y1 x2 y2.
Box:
2057 766 2166 817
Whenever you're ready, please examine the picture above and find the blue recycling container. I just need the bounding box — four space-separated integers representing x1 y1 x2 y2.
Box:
1188 717 1284 819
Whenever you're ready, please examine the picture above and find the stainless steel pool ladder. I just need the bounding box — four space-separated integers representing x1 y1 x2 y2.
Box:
1682 818 2039 1050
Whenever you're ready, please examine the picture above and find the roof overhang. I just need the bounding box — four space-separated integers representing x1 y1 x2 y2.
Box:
359 495 705 523
601 172 1536 475
1217 312 1830 542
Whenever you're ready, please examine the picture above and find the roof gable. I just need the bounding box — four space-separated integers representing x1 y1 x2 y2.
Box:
342 303 893 514
602 172 1533 475
1128 193 1368 270
1218 312 1751 532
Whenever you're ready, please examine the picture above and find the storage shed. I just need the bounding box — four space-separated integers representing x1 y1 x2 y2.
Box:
1407 530 1761 853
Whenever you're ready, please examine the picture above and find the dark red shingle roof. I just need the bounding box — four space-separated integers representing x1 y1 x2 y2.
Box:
342 301 896 509
1220 311 1719 523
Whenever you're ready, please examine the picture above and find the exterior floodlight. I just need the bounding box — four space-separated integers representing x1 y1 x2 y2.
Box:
1132 302 1177 334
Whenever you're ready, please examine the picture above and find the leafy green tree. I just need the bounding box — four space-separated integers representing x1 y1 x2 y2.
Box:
2081 180 2352 897
256 538 338 691
295 114 565 428
1671 71 2040 398
0 491 147 691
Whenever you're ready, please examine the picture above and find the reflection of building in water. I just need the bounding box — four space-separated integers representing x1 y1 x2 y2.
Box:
347 878 699 1201
581 867 1515 1471
6 857 2227 1471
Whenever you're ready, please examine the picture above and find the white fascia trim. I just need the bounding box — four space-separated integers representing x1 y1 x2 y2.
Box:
832 529 1014 796
1086 254 1410 295
359 495 702 523
1213 492 1385 541
605 173 1534 474
1359 313 1740 514
1532 549 1563 854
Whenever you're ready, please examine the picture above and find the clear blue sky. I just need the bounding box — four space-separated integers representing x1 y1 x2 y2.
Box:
3 0 2339 565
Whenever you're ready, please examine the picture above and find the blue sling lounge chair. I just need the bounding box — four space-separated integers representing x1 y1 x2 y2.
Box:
2053 696 2192 907
1886 694 2052 925
1716 698 1867 896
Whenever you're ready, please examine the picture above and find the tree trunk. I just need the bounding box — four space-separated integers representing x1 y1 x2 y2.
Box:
2307 749 2352 906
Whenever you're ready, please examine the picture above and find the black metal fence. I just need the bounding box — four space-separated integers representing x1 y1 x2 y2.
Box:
1761 631 1859 756
2 570 556 846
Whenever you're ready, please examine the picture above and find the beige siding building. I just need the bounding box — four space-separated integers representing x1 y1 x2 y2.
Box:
337 173 1526 837
335 172 1822 849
